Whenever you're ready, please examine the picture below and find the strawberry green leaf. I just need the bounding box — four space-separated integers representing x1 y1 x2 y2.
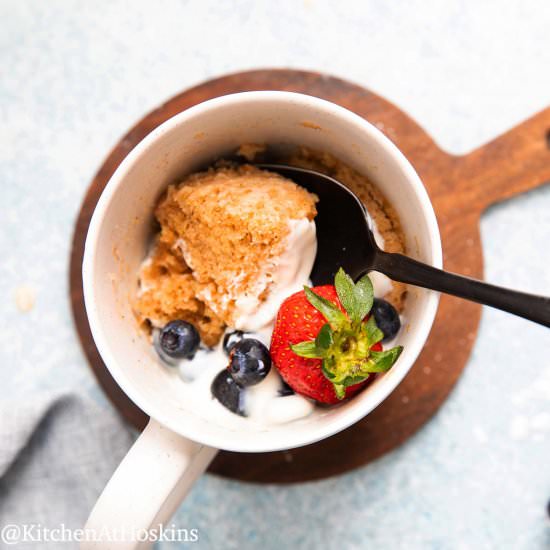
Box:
354 273 374 320
334 268 374 322
339 373 370 388
315 323 334 350
321 356 337 380
369 346 403 372
364 315 384 345
304 286 347 328
330 370 372 400
333 383 346 400
335 268 358 321
290 340 325 359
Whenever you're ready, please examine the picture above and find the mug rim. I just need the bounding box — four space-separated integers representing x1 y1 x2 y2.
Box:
83 90 442 452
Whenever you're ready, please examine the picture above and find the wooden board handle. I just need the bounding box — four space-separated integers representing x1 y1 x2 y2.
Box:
454 107 550 212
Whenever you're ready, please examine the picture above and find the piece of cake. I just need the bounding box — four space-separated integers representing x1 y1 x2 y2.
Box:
135 164 318 346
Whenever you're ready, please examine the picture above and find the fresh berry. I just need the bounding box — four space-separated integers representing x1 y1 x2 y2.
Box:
278 381 295 396
158 320 200 360
223 330 245 355
228 339 271 387
211 370 246 416
270 268 403 404
372 298 401 341
153 331 178 366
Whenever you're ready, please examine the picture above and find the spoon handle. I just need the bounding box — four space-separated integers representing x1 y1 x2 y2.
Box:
373 251 550 327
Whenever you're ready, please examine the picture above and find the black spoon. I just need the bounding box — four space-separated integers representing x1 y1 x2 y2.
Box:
258 164 550 327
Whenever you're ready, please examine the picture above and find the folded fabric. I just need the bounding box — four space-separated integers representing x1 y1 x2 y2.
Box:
0 392 135 549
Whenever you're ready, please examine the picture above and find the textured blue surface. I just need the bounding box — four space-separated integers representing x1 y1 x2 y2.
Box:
2 1 550 548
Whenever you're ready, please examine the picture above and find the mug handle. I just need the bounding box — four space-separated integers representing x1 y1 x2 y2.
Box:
81 418 218 549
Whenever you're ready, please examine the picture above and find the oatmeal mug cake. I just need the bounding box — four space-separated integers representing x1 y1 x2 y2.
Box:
134 147 406 423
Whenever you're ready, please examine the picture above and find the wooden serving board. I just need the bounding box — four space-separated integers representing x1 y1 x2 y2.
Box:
69 69 550 483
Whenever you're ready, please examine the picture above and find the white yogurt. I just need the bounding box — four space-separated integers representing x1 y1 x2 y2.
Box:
245 363 314 424
369 218 394 299
369 271 394 298
177 346 227 383
159 327 314 428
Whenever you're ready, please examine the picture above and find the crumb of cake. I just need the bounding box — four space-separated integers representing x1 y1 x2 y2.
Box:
134 164 317 344
280 147 407 311
300 121 322 130
236 143 267 162
15 284 36 313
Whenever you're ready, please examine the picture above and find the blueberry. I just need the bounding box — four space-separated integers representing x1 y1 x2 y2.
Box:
278 380 295 396
153 331 178 366
158 320 200 360
211 370 246 416
372 298 401 341
228 339 271 387
223 330 245 355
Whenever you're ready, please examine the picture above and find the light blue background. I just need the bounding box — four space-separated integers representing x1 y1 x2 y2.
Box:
2 1 550 548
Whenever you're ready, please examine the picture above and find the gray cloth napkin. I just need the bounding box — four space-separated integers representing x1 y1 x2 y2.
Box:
0 393 135 549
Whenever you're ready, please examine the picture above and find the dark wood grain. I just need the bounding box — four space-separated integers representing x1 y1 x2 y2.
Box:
69 69 550 483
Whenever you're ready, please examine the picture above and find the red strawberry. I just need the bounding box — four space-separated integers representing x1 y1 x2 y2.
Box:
270 269 402 404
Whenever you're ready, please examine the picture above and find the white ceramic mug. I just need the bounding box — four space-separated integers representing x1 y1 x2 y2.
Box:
82 91 442 549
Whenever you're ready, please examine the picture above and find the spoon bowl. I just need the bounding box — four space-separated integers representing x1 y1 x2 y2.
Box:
260 163 550 327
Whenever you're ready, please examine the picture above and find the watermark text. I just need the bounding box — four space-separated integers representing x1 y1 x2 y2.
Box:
1 523 199 545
